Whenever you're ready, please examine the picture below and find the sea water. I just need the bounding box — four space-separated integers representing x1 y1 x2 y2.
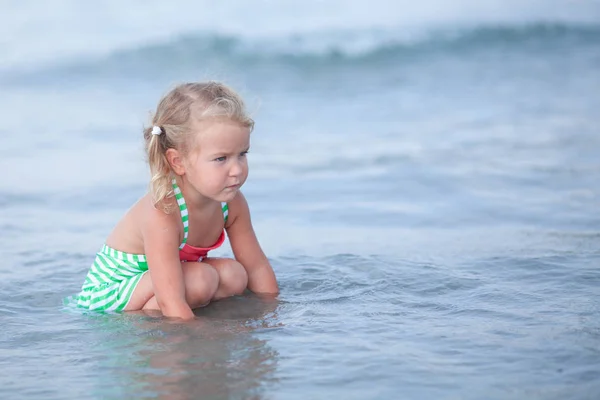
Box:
1 1 599 399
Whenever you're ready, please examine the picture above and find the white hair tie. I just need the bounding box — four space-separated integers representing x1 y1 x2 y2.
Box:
151 126 163 136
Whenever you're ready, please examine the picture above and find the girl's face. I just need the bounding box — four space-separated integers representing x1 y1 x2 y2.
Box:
180 119 251 203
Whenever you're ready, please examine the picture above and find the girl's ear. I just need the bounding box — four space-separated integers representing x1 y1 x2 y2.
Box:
166 148 185 176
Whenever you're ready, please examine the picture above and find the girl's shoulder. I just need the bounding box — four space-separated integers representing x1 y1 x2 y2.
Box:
137 193 182 233
224 190 250 229
105 193 179 253
131 193 186 253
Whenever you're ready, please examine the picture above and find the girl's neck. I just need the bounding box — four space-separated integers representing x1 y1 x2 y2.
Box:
175 178 217 213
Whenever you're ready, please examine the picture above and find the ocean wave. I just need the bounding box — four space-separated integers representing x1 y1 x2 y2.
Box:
5 22 600 80
90 22 600 61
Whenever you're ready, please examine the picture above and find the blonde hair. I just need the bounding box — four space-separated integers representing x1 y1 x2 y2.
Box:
143 81 254 212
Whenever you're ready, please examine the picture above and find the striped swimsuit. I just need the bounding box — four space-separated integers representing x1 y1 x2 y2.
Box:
70 180 228 312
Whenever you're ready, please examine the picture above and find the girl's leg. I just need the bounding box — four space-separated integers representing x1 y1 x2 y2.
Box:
203 257 248 300
125 261 219 311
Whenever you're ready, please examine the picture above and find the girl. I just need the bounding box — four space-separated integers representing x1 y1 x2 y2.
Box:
72 82 278 320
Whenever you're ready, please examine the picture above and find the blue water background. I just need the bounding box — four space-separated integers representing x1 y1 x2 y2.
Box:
1 1 599 399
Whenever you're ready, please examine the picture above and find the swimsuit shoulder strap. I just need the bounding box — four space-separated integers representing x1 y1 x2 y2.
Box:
172 179 189 249
221 202 229 223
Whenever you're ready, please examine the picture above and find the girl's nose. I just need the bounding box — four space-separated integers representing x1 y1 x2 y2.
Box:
229 159 243 176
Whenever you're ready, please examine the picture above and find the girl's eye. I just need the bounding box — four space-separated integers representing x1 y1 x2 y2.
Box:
240 151 249 157
214 156 227 162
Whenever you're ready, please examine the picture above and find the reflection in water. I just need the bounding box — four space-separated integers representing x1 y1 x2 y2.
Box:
90 294 281 399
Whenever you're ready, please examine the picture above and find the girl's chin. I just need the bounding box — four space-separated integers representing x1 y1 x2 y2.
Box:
216 187 240 202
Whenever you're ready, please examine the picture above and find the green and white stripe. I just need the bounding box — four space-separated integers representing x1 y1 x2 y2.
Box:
222 203 229 222
76 244 148 312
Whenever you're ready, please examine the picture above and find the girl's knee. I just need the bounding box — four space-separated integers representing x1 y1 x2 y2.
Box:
183 263 220 307
219 260 248 296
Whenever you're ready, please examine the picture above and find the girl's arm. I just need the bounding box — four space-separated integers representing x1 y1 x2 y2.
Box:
226 192 279 294
141 198 195 320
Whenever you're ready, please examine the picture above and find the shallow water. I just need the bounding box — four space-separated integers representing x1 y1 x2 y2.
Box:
1 1 600 399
